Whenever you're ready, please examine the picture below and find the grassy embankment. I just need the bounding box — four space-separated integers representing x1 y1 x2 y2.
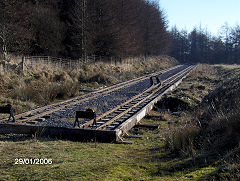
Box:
154 64 240 180
0 62 239 180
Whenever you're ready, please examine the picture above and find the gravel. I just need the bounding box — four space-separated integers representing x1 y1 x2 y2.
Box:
34 65 188 128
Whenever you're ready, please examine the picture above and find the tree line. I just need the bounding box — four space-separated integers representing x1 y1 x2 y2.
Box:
1 0 240 64
169 24 240 64
0 0 170 60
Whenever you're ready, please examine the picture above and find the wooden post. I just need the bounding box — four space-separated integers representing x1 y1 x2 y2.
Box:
59 58 62 68
48 56 50 65
22 56 25 72
77 59 80 70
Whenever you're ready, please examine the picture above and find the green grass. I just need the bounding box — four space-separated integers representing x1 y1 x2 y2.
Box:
0 121 214 180
1 64 239 180
0 116 221 180
0 129 163 180
158 64 240 180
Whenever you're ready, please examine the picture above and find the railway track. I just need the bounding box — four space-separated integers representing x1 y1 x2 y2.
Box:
0 64 196 142
78 65 194 131
0 65 182 124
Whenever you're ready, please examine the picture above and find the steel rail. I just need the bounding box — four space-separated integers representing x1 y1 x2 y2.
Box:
97 65 194 130
80 65 194 130
79 83 159 128
115 65 196 139
0 65 182 123
0 65 196 143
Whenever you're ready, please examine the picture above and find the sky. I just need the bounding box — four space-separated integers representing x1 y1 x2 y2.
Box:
159 0 240 35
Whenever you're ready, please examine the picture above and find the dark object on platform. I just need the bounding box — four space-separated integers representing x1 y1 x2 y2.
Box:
74 109 96 128
0 104 15 122
150 76 161 86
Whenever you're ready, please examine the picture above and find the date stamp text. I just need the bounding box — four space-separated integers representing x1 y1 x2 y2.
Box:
14 158 52 165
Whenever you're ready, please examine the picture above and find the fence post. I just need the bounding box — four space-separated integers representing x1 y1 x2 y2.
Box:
31 57 33 66
59 58 62 68
22 56 25 72
48 56 50 65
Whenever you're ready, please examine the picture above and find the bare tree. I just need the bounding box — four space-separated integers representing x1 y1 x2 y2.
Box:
0 24 8 60
67 0 91 60
0 0 11 60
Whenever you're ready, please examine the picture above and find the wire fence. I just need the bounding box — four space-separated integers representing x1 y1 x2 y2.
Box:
0 55 145 72
23 56 81 70
23 55 137 70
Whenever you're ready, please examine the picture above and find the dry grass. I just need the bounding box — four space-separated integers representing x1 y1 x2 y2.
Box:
1 63 239 180
128 64 240 180
0 55 177 115
159 64 240 179
156 65 223 157
164 124 200 157
164 64 240 151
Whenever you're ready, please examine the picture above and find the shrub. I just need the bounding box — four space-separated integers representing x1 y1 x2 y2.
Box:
165 124 200 156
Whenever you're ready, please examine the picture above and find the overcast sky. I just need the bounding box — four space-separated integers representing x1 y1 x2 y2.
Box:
159 0 240 35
